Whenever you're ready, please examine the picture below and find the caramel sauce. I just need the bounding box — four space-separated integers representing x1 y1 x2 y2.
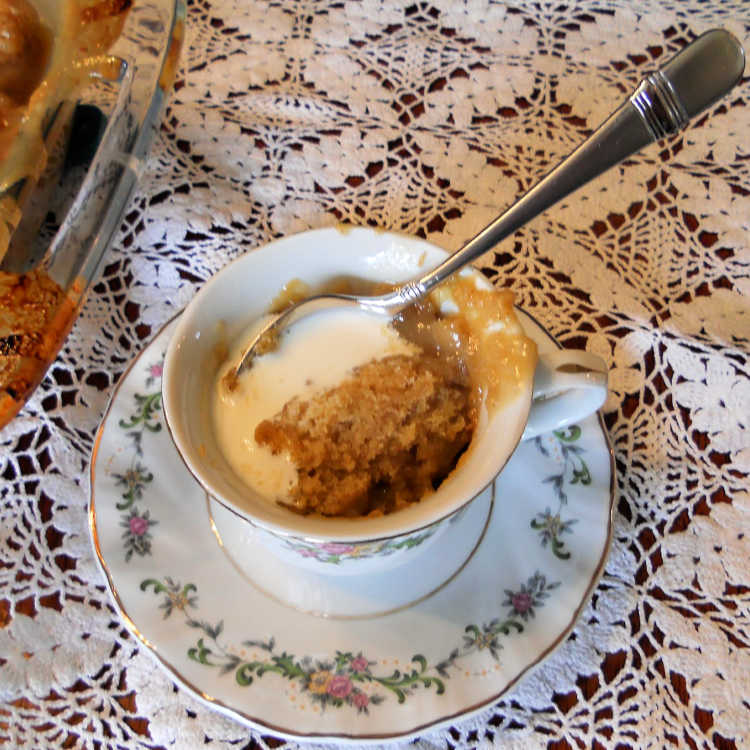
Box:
264 272 537 413
395 276 538 412
0 0 131 197
0 0 52 165
267 275 388 313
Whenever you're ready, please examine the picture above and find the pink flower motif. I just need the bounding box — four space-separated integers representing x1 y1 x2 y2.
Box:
353 691 369 709
129 516 149 536
350 656 369 673
149 363 164 378
512 591 533 614
298 548 318 558
321 543 355 555
327 674 353 698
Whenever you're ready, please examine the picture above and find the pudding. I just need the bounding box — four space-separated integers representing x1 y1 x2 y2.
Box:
210 270 537 518
255 351 476 517
212 307 421 506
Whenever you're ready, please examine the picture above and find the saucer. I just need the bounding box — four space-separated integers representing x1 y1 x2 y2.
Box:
89 313 614 743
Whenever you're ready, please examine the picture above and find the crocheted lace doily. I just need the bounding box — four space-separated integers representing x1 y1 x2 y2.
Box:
2 1 748 748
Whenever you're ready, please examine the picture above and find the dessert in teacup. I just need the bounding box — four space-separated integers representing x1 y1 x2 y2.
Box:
212 270 536 519
163 227 607 573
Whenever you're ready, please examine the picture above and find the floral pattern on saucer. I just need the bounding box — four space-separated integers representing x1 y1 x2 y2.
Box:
110 356 165 562
140 570 559 713
530 426 591 560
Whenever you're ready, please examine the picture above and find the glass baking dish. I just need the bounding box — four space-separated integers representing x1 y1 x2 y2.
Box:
0 0 185 427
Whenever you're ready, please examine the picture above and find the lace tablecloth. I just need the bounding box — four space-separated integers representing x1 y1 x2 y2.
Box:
2 1 749 747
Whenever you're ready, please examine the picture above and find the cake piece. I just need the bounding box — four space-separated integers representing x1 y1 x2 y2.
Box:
255 353 477 517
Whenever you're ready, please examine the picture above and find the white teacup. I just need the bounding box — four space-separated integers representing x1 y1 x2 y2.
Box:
162 227 607 574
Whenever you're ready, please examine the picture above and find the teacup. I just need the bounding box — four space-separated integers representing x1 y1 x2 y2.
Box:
162 226 607 575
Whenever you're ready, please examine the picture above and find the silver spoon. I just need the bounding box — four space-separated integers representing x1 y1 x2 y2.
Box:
234 29 745 378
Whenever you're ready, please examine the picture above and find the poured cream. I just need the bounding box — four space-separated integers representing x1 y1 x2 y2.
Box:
211 274 537 510
212 308 418 502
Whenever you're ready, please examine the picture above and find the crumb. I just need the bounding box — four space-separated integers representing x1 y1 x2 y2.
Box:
0 268 72 424
221 367 238 393
253 326 280 356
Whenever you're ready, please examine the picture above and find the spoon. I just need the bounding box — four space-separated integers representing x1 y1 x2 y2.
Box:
233 29 745 378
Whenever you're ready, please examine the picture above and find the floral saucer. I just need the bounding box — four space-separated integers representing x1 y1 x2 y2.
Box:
89 313 614 743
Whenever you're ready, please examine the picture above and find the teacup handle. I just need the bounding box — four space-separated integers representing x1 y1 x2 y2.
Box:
522 350 608 441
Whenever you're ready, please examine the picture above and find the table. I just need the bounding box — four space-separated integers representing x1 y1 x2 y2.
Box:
2 1 748 747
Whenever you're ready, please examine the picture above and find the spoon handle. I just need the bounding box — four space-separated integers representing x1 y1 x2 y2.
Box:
400 29 744 304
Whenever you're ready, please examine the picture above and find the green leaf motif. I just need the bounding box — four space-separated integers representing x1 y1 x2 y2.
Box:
188 637 213 666
119 392 163 432
113 359 165 562
140 577 198 618
235 664 256 686
140 574 555 715
554 425 581 442
533 425 592 559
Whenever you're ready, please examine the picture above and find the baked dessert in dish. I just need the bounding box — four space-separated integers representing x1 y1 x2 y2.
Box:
0 0 130 240
0 0 51 174
0 0 133 424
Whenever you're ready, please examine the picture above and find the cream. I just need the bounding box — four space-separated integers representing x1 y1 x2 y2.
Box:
212 308 417 502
